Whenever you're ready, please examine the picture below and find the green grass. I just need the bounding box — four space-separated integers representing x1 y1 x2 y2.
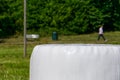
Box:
0 31 120 80
0 45 30 80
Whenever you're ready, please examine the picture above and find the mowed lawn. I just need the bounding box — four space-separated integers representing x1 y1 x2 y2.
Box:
0 31 120 80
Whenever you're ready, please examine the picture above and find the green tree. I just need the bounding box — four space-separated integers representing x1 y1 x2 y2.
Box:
0 0 23 37
0 0 120 37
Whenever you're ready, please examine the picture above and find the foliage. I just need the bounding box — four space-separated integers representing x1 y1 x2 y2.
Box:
0 0 23 37
0 0 120 37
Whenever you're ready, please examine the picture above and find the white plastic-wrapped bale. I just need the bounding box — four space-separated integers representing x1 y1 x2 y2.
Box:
30 44 120 80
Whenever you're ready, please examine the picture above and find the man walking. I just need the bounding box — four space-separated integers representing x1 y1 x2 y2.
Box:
97 25 107 42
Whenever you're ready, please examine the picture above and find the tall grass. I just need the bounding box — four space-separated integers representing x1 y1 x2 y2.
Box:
0 31 120 80
0 44 31 80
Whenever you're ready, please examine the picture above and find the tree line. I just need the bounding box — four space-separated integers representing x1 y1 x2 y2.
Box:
0 0 120 37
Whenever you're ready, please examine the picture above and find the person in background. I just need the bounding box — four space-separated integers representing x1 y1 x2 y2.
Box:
97 25 107 42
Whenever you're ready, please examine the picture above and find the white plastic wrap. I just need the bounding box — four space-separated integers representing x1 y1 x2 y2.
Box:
30 44 120 80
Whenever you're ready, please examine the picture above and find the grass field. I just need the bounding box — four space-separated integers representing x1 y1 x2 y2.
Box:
0 31 120 80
